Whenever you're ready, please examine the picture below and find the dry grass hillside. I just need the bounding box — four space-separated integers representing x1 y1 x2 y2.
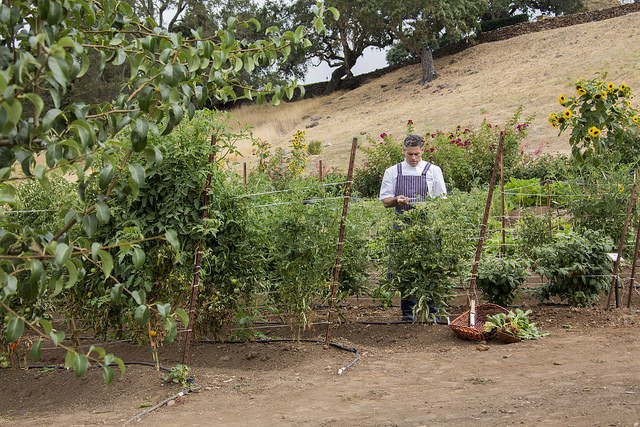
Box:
229 11 640 170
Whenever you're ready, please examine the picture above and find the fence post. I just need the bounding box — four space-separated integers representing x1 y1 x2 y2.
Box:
243 162 247 187
325 138 358 346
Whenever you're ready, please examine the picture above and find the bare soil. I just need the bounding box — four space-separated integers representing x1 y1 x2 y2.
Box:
2 301 640 426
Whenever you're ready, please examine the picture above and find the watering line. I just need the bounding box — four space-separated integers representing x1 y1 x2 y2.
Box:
232 180 352 199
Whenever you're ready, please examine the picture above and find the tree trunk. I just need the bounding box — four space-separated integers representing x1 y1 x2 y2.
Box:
326 65 348 93
420 46 436 84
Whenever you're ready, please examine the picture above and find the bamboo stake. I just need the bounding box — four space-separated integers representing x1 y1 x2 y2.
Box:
182 135 216 365
468 132 506 307
325 138 358 346
606 170 638 310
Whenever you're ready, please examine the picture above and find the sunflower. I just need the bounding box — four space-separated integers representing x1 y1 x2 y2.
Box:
577 87 587 96
558 94 567 105
562 109 572 119
633 115 639 123
607 82 615 92
588 126 601 138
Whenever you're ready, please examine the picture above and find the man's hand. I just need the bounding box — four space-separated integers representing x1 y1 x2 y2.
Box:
382 195 410 208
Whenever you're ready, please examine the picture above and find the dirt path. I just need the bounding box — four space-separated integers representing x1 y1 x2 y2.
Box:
3 305 638 426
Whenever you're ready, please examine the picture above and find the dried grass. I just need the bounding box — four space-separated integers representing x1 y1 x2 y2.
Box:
229 12 640 170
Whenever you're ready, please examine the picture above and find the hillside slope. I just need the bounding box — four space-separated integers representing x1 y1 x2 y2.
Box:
231 11 640 169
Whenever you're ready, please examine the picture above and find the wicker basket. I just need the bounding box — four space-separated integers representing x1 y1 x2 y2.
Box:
449 303 509 341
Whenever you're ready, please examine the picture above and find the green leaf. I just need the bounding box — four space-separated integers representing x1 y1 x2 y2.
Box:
30 339 42 362
23 93 44 118
102 365 114 384
134 304 150 326
132 247 145 269
96 201 110 224
164 318 177 344
156 302 171 319
0 183 16 205
82 214 98 237
131 117 149 152
6 316 24 343
96 249 113 279
38 318 53 335
99 163 115 190
50 330 65 346
165 229 179 251
55 243 72 267
74 354 89 378
144 145 163 167
2 274 17 296
110 283 123 303
114 356 126 376
48 56 69 86
131 290 145 305
64 350 76 369
175 308 189 327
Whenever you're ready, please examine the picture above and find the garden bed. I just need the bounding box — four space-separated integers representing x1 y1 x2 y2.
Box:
1 301 639 425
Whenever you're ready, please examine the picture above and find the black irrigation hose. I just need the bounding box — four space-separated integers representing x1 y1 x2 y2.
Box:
27 360 172 373
196 337 361 375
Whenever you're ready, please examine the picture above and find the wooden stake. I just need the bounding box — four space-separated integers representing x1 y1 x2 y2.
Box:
500 145 506 257
606 170 638 310
243 162 247 187
468 132 506 306
319 159 324 182
546 180 552 238
626 207 640 308
325 138 358 346
182 135 216 365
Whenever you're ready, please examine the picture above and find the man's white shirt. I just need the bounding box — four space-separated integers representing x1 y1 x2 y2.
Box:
379 160 447 200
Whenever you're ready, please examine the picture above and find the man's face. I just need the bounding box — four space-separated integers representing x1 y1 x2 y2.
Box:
404 145 424 167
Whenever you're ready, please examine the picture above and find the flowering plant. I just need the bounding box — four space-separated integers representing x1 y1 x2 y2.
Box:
550 74 639 163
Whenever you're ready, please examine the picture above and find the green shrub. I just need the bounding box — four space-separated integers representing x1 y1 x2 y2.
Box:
383 190 485 320
477 255 529 307
533 229 614 307
307 140 322 155
352 134 403 198
427 110 531 191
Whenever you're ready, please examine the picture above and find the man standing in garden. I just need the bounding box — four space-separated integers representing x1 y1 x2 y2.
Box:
379 134 447 322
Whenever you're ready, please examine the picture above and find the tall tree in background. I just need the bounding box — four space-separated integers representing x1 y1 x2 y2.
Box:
383 0 488 84
290 0 390 89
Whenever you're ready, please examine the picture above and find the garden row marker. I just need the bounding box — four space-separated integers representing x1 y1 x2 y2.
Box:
325 137 358 346
467 132 505 312
606 170 638 310
627 192 640 308
182 135 217 365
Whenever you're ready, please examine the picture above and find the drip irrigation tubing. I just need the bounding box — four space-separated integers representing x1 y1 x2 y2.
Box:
196 337 361 376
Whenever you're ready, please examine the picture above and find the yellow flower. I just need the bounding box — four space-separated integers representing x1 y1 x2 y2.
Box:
562 109 572 119
607 82 615 92
549 113 559 120
633 115 639 123
588 126 601 138
558 94 567 105
577 87 587 96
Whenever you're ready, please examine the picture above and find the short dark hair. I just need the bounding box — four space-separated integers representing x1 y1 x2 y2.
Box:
403 134 425 148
